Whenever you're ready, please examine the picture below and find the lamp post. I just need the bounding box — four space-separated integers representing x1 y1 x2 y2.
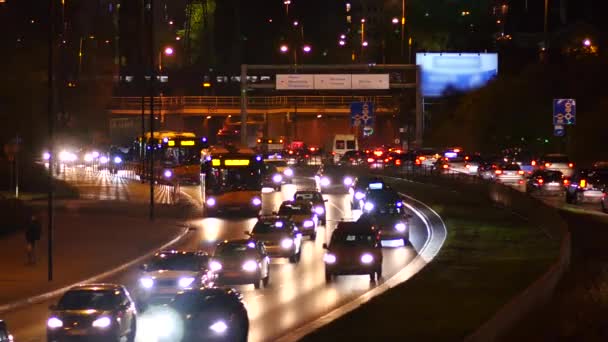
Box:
279 44 312 68
159 46 174 72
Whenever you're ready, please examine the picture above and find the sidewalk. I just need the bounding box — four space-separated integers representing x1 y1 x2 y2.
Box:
0 203 188 309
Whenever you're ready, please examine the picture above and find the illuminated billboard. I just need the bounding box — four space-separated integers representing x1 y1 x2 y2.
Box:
416 53 498 97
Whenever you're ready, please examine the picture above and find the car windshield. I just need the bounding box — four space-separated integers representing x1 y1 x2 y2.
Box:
503 164 521 171
331 233 376 247
147 254 202 271
215 243 256 257
278 203 309 215
541 171 563 181
252 221 287 234
171 291 232 314
294 192 321 202
544 155 569 163
57 290 121 310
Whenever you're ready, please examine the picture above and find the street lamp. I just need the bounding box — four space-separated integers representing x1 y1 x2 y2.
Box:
392 17 399 24
284 0 291 15
280 44 311 66
583 38 591 47
302 45 312 53
159 46 174 72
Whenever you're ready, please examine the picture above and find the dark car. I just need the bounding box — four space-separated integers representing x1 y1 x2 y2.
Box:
566 168 608 204
135 250 215 306
0 321 13 342
348 177 387 210
358 202 412 245
293 190 327 225
323 221 383 282
338 150 366 166
248 216 302 263
210 239 270 289
47 284 137 342
277 200 318 240
154 288 249 342
526 170 566 195
262 163 283 191
360 187 401 214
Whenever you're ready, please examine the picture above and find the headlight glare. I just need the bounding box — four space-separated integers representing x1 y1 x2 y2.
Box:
252 197 262 206
314 206 324 215
355 191 365 200
206 198 216 207
178 277 195 288
360 253 374 264
281 238 294 249
210 261 222 272
320 177 330 187
43 152 51 161
303 220 314 228
140 277 154 289
324 253 336 264
209 320 228 334
164 170 173 178
92 316 112 329
273 174 283 183
363 202 374 212
47 317 63 329
395 223 406 232
113 156 122 164
343 176 353 186
283 168 294 177
99 156 109 164
242 260 258 272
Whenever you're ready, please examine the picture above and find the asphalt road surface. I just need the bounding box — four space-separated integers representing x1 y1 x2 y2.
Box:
4 166 428 342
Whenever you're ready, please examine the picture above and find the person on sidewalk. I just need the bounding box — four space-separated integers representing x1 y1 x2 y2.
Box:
25 214 42 265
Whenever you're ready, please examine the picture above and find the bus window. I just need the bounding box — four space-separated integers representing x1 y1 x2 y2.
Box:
346 140 356 150
336 140 345 149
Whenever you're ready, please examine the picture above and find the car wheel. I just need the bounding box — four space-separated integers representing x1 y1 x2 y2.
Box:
402 237 408 246
369 272 376 282
262 272 270 287
254 279 261 289
325 270 332 283
310 231 317 241
576 192 584 204
376 267 383 279
289 253 298 264
126 320 136 342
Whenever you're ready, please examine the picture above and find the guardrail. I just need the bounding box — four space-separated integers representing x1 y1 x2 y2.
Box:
367 164 571 341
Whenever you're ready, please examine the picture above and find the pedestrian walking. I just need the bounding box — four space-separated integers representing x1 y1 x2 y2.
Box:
25 214 42 265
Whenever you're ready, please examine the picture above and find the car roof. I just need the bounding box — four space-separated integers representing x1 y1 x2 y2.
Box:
69 283 123 291
335 221 376 233
155 250 206 257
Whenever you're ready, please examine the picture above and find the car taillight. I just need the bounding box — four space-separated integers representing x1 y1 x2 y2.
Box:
465 164 471 168
568 163 574 168
374 151 383 157
495 170 502 175
531 160 537 166
579 179 587 188
384 158 390 163
563 179 570 185
544 162 551 168
538 178 544 184
419 156 426 161
396 159 402 166
518 170 524 175
415 159 421 165
442 164 449 169
367 158 374 163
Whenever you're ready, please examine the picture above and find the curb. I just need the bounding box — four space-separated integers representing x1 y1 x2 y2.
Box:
0 224 192 315
274 190 447 342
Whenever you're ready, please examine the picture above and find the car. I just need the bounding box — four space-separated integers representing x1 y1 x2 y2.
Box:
277 200 318 240
262 163 283 191
338 150 366 166
247 216 302 263
365 149 388 169
526 170 567 195
136 250 215 306
387 151 416 168
414 148 441 168
348 177 386 209
0 321 13 342
314 164 354 193
147 288 249 342
540 154 575 178
495 163 526 184
323 221 383 282
293 190 327 225
358 201 412 245
264 154 294 183
565 168 608 204
210 239 270 289
47 284 137 342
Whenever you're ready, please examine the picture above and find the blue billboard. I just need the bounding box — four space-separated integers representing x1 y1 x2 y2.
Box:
416 53 498 97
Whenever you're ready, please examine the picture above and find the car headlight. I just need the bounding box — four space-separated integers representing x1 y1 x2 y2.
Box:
396 201 403 208
303 220 314 228
209 261 222 272
343 176 353 186
314 206 324 215
91 151 100 158
99 156 109 164
252 197 262 206
113 156 122 164
164 170 173 178
360 253 374 264
283 168 294 177
92 316 112 329
281 238 294 249
84 153 94 162
206 198 216 207
320 177 330 187
355 191 365 200
242 260 258 272
395 223 406 232
323 253 336 264
209 320 228 334
43 152 51 161
47 317 63 329
273 174 283 183
140 277 154 289
178 277 196 288
363 202 374 212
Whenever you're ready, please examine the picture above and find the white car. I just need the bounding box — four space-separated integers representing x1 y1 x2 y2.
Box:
540 154 574 178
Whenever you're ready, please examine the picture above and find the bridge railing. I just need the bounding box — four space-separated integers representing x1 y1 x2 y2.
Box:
111 95 395 109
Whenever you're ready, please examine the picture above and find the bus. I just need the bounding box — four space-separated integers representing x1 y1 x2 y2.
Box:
133 131 208 185
201 146 264 216
256 137 285 153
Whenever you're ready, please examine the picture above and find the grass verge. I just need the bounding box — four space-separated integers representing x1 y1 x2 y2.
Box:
302 178 560 341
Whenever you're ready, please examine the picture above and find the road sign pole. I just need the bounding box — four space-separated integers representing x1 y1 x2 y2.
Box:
47 0 55 282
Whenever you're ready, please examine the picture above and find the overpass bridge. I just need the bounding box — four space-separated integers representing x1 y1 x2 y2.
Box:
109 95 407 147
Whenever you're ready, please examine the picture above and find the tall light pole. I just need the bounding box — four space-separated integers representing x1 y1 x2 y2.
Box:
148 0 155 221
159 46 174 72
401 0 405 58
544 0 549 50
47 0 56 282
284 0 291 16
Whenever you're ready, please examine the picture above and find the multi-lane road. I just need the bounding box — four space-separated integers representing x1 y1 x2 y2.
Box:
3 166 433 342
